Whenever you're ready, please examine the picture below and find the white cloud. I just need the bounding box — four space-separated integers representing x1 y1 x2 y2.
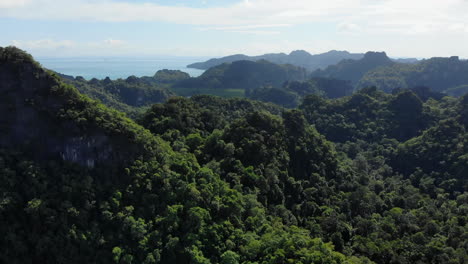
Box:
199 24 292 31
0 0 467 36
102 39 124 46
8 38 131 56
225 30 281 35
151 39 311 57
4 0 468 57
12 39 75 49
197 23 291 35
0 0 31 8
337 22 361 34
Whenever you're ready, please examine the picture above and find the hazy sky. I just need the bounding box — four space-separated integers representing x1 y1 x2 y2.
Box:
1 0 468 58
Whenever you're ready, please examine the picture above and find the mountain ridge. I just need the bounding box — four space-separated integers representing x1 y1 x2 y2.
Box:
310 51 396 86
176 59 308 92
188 50 365 71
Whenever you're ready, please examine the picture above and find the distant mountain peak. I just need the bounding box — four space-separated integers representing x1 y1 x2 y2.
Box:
289 50 312 56
363 51 390 61
325 50 351 54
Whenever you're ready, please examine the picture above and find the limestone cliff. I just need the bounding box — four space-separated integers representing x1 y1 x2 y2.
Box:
0 46 163 168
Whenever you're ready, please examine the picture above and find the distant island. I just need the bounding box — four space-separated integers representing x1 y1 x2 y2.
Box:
188 50 419 72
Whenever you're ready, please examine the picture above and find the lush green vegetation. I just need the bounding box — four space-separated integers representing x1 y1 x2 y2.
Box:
171 87 245 98
170 61 355 108
153 69 190 84
61 74 175 118
358 56 468 93
310 52 394 86
1 47 467 264
248 78 353 108
175 60 308 92
308 52 468 97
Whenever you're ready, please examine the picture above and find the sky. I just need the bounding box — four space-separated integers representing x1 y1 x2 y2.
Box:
1 0 468 58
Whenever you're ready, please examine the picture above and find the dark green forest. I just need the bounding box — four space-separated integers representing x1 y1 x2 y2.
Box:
310 52 395 86
174 60 308 94
0 46 467 264
357 56 468 93
59 72 179 118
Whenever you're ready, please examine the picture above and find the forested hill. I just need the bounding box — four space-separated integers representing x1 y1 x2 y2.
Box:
188 50 365 71
248 78 354 108
0 46 358 263
358 56 468 93
0 47 166 167
309 52 468 95
57 70 188 118
1 47 467 264
174 59 308 91
310 51 395 86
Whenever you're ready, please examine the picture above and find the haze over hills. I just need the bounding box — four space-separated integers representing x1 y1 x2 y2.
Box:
53 50 468 111
45 48 468 114
358 56 468 94
176 59 308 93
188 50 366 71
310 51 395 86
187 50 420 72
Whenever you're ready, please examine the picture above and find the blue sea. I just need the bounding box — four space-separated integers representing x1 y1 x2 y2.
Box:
36 56 207 80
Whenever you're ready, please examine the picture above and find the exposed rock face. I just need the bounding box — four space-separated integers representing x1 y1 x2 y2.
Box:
59 136 112 168
0 46 150 168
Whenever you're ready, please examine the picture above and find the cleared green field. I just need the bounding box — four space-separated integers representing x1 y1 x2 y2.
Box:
170 87 245 98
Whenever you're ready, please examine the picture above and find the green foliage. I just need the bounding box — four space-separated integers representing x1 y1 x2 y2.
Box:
248 78 353 108
300 87 437 142
63 75 174 118
249 86 300 108
358 56 468 94
153 69 190 84
1 47 467 264
174 60 308 92
311 52 394 86
170 87 245 98
220 250 240 264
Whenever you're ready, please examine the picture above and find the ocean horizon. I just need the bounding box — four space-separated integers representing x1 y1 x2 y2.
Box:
36 56 208 80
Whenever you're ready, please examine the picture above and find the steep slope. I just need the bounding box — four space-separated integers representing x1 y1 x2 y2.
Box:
310 51 395 86
0 46 165 168
188 50 365 71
